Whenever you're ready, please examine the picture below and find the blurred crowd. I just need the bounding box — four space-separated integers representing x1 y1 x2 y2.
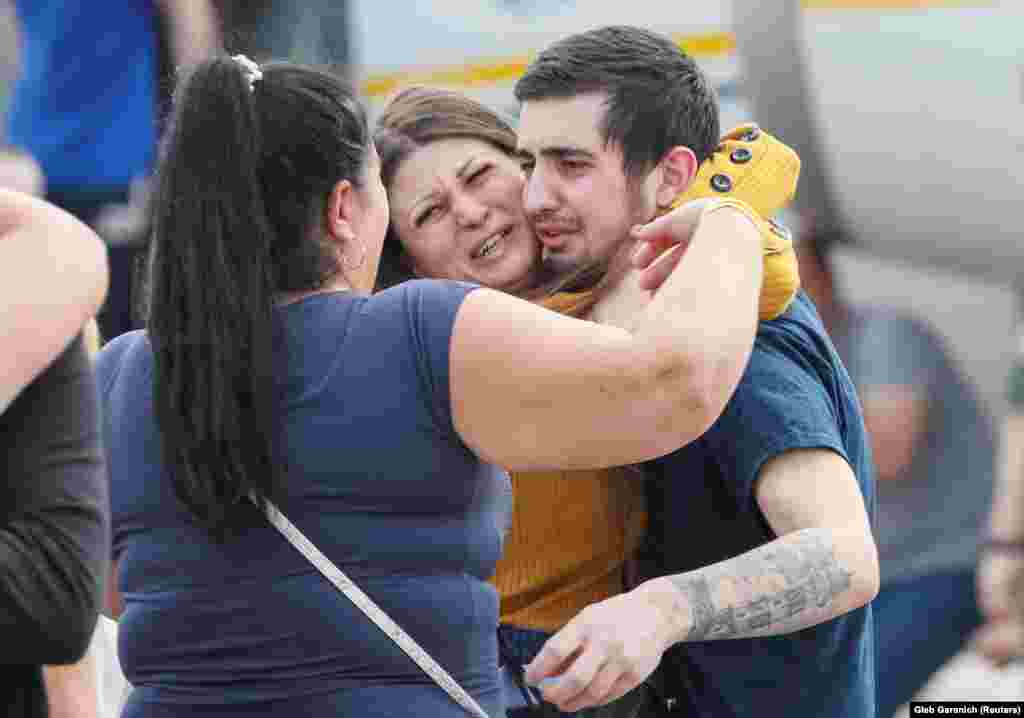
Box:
0 3 1021 718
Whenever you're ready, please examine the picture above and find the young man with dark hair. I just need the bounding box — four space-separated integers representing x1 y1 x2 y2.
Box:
513 26 878 717
514 24 720 279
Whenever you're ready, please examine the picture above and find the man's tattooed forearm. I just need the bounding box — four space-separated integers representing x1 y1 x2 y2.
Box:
684 575 738 640
671 530 854 640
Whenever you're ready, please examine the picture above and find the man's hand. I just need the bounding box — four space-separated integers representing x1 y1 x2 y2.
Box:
523 581 679 713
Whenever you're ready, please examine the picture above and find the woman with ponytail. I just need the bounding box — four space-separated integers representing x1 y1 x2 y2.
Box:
95 55 766 716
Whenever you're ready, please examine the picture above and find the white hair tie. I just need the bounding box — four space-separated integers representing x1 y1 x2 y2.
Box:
232 54 263 92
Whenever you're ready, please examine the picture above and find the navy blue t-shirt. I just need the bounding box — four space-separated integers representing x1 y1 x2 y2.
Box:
96 281 512 717
644 291 876 717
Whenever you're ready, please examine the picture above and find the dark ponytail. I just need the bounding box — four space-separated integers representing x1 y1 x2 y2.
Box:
147 57 370 540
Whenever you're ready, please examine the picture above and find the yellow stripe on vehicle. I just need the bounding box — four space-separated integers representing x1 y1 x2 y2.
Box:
362 31 736 98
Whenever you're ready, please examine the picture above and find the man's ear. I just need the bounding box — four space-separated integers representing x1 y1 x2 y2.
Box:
655 145 699 210
325 178 356 244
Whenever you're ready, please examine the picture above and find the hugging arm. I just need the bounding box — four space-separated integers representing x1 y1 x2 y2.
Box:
449 202 763 473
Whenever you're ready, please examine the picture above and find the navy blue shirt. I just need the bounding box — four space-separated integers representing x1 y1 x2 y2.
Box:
643 292 876 717
96 281 512 717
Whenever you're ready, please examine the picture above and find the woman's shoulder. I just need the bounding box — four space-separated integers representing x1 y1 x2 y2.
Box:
95 329 150 394
363 279 482 323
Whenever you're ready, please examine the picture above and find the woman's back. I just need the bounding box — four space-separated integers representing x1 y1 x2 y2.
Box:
98 281 510 716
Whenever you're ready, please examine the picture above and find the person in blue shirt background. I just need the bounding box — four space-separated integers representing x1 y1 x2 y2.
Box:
797 227 994 717
2 0 220 342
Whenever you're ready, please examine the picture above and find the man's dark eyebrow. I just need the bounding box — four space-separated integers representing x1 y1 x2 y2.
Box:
544 146 596 161
515 146 596 162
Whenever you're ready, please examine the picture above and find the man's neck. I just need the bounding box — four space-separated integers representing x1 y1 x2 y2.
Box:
586 238 651 329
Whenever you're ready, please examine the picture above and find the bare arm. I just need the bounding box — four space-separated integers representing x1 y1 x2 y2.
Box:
973 412 1024 665
986 413 1024 543
647 449 877 642
524 449 877 711
450 203 762 472
0 190 108 414
860 384 929 482
44 660 98 718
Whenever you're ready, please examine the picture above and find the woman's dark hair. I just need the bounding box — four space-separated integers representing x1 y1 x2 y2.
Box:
146 56 370 540
373 86 518 290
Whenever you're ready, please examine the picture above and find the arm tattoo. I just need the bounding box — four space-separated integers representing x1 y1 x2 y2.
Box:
672 530 853 641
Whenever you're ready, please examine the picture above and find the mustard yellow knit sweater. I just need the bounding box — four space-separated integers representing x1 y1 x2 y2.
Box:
491 466 647 633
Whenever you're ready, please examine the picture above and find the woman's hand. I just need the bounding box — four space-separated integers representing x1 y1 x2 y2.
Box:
631 198 799 320
630 199 719 292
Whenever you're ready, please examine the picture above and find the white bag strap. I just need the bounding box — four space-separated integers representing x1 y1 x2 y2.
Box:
256 497 491 718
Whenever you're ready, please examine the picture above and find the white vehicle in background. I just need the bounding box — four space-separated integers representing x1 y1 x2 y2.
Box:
352 0 1024 417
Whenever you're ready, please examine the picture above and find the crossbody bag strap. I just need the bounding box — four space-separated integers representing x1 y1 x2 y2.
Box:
255 497 491 718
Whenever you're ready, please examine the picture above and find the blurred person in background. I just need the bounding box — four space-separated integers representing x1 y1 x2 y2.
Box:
0 188 110 718
214 0 351 73
1 0 220 342
972 358 1024 666
795 225 994 718
97 54 768 718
